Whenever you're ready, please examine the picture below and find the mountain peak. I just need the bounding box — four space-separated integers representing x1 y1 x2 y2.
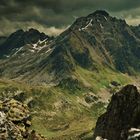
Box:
27 28 40 34
0 28 54 57
12 28 45 37
1 11 140 81
70 10 110 31
94 10 109 16
88 10 109 17
14 29 24 33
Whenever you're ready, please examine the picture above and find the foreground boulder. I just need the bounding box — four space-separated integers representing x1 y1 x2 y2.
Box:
0 98 46 140
93 85 140 140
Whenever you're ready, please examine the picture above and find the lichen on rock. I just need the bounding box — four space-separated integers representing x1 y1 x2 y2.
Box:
0 98 46 140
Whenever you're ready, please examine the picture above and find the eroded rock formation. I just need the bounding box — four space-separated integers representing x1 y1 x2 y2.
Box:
0 98 46 140
93 85 140 140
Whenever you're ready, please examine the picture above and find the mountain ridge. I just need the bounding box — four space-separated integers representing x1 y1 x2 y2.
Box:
0 10 139 139
0 10 140 84
0 28 54 58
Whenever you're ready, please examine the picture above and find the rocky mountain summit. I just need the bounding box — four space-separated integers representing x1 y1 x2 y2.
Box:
0 28 54 58
93 85 140 140
0 10 140 83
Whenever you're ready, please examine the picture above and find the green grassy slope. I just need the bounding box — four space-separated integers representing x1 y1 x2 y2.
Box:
0 65 133 139
0 11 139 139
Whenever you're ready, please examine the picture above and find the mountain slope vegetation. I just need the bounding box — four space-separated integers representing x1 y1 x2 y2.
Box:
0 10 139 139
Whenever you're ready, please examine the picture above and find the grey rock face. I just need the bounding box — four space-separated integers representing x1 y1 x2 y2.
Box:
93 85 140 140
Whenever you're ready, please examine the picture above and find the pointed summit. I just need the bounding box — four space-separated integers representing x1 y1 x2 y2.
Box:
88 10 110 17
94 10 109 16
0 28 53 57
70 10 110 31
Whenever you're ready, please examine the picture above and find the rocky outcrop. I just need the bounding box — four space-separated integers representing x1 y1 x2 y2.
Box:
0 98 46 140
93 85 140 140
0 28 53 58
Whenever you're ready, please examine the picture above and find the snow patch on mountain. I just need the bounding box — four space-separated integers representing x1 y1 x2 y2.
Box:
31 38 50 52
103 16 108 21
79 19 93 31
13 47 23 56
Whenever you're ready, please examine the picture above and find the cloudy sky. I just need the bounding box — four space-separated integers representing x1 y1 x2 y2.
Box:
0 0 140 36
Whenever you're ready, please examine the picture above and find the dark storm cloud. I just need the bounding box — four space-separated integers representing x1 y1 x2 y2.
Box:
10 0 140 12
0 0 140 36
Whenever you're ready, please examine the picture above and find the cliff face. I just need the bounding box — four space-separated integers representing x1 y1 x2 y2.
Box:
93 85 140 140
